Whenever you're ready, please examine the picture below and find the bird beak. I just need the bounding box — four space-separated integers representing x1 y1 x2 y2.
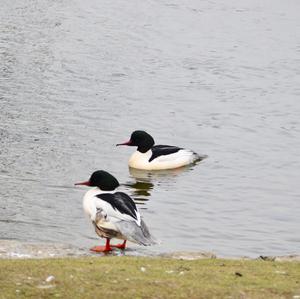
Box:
116 140 132 146
74 181 91 186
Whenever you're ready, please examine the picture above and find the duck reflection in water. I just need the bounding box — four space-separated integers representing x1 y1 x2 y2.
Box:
126 181 154 198
125 165 197 204
124 172 153 204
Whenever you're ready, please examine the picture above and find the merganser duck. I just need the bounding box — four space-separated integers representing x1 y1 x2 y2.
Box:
117 130 205 170
75 170 156 252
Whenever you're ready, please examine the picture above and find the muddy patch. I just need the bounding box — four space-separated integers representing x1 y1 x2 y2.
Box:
0 240 90 259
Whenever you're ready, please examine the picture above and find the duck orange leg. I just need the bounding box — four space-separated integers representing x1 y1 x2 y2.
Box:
90 238 112 252
111 240 127 249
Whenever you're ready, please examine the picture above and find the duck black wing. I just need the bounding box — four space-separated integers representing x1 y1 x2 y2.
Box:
149 145 182 162
96 192 138 220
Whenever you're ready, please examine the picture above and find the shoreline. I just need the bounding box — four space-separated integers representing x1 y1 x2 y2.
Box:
1 239 299 262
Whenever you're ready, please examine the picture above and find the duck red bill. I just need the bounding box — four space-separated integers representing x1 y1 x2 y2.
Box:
116 140 132 146
74 181 91 186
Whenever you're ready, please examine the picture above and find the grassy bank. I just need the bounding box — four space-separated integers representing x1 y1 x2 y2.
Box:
0 257 299 299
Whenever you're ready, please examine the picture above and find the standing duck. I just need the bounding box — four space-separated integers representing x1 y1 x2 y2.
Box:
75 170 156 252
117 130 205 170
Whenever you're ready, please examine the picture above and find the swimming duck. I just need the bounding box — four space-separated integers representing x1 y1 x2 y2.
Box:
75 170 156 252
117 130 204 170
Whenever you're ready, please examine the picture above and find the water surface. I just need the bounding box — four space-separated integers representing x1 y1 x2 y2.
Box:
1 0 300 257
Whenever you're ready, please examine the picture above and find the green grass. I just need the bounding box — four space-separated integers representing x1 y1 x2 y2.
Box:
0 257 299 298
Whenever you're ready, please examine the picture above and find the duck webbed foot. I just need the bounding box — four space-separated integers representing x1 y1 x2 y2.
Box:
111 240 127 250
90 238 112 252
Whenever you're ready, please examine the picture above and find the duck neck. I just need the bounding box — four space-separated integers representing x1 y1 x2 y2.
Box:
137 137 155 153
137 145 153 153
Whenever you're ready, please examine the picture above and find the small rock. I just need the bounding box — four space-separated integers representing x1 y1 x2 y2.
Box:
37 285 55 289
274 255 300 262
258 255 300 262
161 251 216 260
165 270 174 274
259 256 275 261
275 271 287 275
177 266 190 271
140 267 146 272
45 275 55 283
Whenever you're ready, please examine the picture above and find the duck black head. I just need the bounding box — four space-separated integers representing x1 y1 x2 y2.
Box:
75 170 119 191
117 130 155 153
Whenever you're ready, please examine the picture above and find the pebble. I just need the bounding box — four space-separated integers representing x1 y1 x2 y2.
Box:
275 271 287 275
45 275 55 283
37 285 55 289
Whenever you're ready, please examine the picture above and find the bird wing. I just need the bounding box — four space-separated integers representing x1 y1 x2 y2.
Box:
92 192 156 245
149 145 182 162
95 192 141 225
114 218 157 246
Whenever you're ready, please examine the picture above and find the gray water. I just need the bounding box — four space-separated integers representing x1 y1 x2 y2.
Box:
1 0 300 257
